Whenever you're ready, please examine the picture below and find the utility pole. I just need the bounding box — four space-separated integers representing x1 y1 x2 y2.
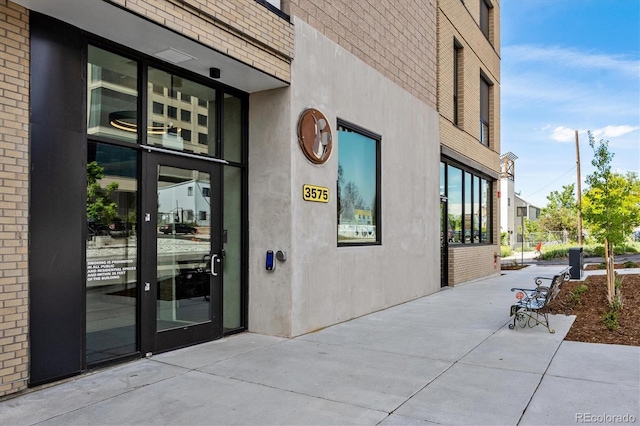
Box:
575 130 583 246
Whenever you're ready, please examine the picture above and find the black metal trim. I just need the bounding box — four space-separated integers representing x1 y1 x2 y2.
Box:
336 118 382 248
254 0 291 21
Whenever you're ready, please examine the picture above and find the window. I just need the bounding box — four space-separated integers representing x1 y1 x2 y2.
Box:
480 76 490 146
198 211 207 221
441 161 492 244
152 102 164 115
198 132 208 145
337 120 381 245
202 187 210 197
198 114 207 126
147 68 216 157
87 46 138 143
480 0 491 40
453 40 463 126
188 186 193 196
447 166 463 243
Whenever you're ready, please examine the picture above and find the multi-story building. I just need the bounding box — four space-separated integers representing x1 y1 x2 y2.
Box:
437 0 501 285
0 0 498 398
500 152 542 249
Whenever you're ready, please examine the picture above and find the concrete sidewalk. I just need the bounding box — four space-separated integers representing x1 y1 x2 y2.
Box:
1 266 638 425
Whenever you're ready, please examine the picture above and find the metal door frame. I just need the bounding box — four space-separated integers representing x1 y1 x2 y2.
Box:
140 148 226 355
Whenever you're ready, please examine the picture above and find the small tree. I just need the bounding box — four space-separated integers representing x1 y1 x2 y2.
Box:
87 161 119 225
582 132 640 307
539 184 578 241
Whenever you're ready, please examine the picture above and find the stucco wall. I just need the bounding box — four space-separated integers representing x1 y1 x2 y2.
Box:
249 18 441 337
282 0 437 110
248 87 294 336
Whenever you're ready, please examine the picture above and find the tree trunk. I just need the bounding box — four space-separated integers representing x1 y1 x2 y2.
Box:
604 239 615 307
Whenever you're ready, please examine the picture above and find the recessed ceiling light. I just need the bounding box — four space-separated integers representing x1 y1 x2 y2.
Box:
153 48 196 64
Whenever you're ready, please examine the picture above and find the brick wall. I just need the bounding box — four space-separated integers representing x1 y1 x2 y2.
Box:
282 0 438 110
438 0 501 285
0 0 29 398
111 0 294 82
448 244 500 285
437 0 500 159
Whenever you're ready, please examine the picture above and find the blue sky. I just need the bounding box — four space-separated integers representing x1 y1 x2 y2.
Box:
501 0 640 208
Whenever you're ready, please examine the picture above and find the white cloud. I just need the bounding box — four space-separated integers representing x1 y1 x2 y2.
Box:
503 45 640 77
550 126 576 142
548 125 638 143
592 125 639 139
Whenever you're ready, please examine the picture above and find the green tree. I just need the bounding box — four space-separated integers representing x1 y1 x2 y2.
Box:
539 184 578 241
582 132 640 307
87 161 119 225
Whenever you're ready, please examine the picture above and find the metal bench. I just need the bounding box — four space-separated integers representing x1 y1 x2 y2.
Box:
508 267 571 333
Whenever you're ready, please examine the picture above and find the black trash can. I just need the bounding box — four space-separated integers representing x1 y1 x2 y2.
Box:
569 247 583 279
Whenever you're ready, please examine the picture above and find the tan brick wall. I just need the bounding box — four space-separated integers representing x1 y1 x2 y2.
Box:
112 0 294 82
448 244 500 286
438 0 500 159
282 0 438 110
0 0 29 398
438 0 501 285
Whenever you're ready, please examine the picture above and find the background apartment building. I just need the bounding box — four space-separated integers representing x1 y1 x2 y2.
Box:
437 0 501 285
0 0 498 398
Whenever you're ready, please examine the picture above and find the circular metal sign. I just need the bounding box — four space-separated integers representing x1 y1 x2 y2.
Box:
297 108 333 164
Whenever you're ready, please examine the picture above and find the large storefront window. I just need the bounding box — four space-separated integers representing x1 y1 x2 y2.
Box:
86 142 138 364
337 120 381 245
84 45 248 366
443 161 492 244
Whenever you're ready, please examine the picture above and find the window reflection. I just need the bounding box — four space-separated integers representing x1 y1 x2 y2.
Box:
156 165 211 331
447 166 463 244
337 123 380 244
147 68 217 156
223 94 242 163
443 162 492 244
86 142 138 365
87 46 138 143
223 166 243 331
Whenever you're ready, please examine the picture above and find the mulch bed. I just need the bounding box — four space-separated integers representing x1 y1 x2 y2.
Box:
548 271 640 346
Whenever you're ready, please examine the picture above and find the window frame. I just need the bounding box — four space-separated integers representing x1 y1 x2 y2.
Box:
480 75 491 147
337 118 382 247
453 39 463 127
441 159 493 245
480 0 492 41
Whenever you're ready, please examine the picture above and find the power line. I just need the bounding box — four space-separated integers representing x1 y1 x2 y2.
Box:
523 164 577 198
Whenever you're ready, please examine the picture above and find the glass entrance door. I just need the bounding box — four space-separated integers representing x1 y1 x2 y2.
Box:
144 152 223 353
440 198 449 287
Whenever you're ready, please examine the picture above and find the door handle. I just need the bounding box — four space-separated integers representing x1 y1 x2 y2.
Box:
211 254 221 276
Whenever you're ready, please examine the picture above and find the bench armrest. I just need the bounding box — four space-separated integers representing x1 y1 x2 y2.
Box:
511 287 538 292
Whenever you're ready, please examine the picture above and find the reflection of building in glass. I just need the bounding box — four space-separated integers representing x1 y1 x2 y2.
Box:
86 52 216 155
157 178 211 226
353 209 372 225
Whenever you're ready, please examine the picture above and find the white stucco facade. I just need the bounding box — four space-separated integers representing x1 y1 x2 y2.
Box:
248 19 441 337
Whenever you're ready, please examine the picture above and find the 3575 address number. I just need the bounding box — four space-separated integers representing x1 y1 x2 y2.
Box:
303 184 329 203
